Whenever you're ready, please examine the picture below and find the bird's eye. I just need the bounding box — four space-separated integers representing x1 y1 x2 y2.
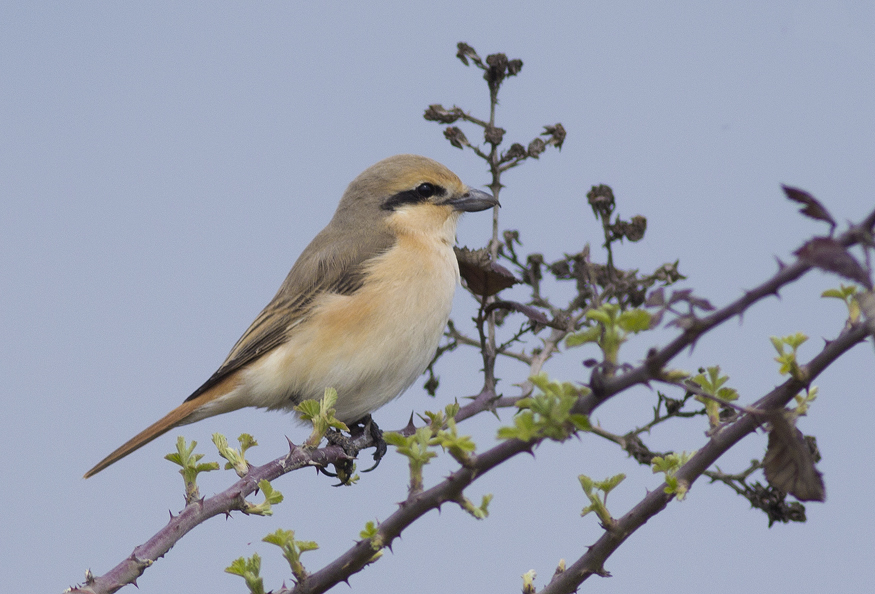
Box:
416 183 435 198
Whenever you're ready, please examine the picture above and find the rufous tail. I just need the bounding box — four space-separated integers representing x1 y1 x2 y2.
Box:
83 398 205 478
85 366 245 478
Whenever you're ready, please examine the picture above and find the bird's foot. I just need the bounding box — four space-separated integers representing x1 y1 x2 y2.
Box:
349 415 386 472
322 430 357 484
320 416 386 483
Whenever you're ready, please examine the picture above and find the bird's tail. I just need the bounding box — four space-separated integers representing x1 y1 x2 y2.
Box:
83 398 204 478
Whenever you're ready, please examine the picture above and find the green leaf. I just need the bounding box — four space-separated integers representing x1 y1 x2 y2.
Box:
617 309 652 333
243 479 283 516
578 474 595 494
212 433 257 477
770 336 785 354
385 427 439 493
294 399 322 420
652 452 695 500
294 388 350 447
577 473 624 526
585 307 613 325
458 493 493 519
165 436 219 503
498 374 590 443
263 528 319 582
383 432 410 447
358 520 384 560
434 418 477 464
225 554 264 594
793 386 818 416
565 325 601 347
359 520 380 541
770 333 809 379
594 473 626 494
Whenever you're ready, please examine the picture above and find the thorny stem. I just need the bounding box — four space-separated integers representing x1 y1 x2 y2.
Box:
704 462 763 495
540 321 869 594
68 437 375 594
576 206 875 409
484 96 502 396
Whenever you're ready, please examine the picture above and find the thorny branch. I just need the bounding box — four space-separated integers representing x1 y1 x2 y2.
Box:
540 321 869 594
69 435 376 594
73 289 871 594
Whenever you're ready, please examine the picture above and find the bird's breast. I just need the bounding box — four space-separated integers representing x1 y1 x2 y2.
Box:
241 223 461 422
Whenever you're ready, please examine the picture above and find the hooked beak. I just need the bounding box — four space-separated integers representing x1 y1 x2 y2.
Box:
445 188 499 212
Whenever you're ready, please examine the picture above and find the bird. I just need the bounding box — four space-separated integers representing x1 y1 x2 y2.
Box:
84 154 497 478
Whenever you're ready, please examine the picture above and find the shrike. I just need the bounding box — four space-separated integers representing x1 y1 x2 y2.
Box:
84 154 497 477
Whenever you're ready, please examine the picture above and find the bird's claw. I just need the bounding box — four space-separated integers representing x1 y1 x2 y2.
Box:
358 416 386 473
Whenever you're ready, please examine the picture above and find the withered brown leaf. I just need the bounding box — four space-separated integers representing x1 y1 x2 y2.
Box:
455 246 519 297
763 412 826 502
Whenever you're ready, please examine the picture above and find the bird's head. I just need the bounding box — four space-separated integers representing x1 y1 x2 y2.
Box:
333 155 498 238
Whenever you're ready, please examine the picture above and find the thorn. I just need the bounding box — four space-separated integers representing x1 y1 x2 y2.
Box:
402 412 417 436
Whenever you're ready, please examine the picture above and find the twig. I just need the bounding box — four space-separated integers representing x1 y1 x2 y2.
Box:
541 321 869 593
68 436 373 594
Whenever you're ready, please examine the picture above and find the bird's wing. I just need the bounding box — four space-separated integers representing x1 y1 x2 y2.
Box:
183 223 395 402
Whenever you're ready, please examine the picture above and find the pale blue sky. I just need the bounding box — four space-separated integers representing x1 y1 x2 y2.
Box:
2 2 874 593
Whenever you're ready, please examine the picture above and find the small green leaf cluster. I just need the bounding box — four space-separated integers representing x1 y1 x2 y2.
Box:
770 333 809 380
578 473 626 528
434 418 478 465
385 427 439 494
225 553 264 594
243 479 284 516
213 433 258 477
793 386 818 417
419 402 477 464
263 528 319 583
565 303 652 364
359 520 384 561
294 388 350 447
497 373 591 442
822 284 861 322
419 401 460 432
521 569 537 594
386 403 477 492
359 520 380 542
651 451 696 500
458 493 493 520
386 404 491 518
226 529 318 592
690 366 739 428
164 436 219 503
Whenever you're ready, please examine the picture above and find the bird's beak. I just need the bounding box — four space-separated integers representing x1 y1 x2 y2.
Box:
445 188 499 212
